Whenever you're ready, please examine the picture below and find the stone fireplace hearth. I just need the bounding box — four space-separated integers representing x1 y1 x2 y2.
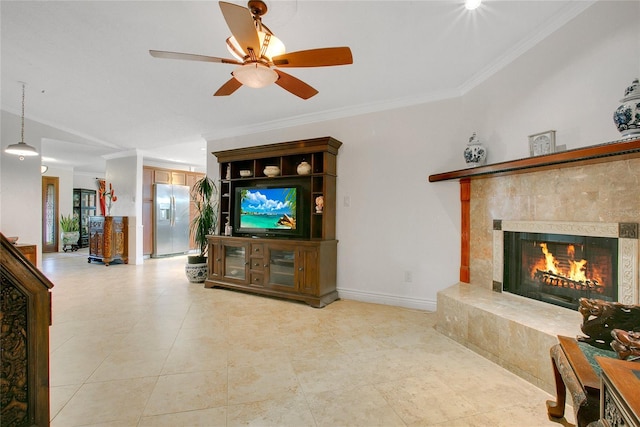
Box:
431 137 640 394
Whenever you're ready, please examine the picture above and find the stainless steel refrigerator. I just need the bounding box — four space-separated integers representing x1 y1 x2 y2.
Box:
153 183 191 257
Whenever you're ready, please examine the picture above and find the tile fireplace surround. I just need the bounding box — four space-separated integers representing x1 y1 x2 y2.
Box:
431 138 640 394
494 220 639 305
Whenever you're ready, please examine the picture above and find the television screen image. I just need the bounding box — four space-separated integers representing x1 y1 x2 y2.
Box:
239 187 297 230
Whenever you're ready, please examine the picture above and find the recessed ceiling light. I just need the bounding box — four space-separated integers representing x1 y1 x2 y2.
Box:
465 0 482 10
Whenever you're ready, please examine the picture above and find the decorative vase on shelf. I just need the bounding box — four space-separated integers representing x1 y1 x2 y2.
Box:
315 195 324 213
613 78 640 138
224 216 232 236
463 132 487 167
264 165 280 177
297 161 311 175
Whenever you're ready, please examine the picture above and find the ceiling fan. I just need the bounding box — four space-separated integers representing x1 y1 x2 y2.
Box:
149 1 353 99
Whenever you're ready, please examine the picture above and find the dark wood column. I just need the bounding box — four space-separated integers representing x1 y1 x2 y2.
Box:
460 178 470 283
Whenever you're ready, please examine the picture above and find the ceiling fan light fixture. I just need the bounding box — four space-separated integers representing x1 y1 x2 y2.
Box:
233 63 278 88
226 37 247 61
226 31 285 62
259 31 285 60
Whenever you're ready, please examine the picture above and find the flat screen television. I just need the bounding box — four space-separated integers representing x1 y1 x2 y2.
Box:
234 184 306 238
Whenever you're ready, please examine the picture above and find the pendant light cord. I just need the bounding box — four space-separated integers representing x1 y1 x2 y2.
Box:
20 83 25 143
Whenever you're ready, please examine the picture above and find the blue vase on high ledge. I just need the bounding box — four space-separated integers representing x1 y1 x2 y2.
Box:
614 78 640 138
464 132 487 167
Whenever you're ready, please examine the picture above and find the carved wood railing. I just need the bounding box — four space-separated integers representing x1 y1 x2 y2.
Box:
1 233 53 426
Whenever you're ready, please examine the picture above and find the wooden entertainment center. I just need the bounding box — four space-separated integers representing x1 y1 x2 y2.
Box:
205 137 341 308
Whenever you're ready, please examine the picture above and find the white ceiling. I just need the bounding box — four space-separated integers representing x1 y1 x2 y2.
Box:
1 0 593 174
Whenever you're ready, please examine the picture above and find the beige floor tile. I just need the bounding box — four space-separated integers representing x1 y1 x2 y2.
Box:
161 337 228 375
50 343 110 386
51 377 157 426
143 370 227 416
43 252 574 426
306 384 406 427
87 347 170 382
375 376 479 425
138 407 227 427
286 334 349 361
292 353 372 395
49 384 81 421
227 360 300 405
111 328 180 352
226 392 316 426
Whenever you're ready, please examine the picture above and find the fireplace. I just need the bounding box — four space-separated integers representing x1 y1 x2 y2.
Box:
503 231 618 310
493 220 639 310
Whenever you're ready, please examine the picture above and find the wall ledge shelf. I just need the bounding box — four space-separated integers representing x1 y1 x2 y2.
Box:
429 136 640 182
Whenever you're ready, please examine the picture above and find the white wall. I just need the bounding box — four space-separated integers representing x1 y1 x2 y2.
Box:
104 151 144 265
206 0 639 311
73 173 103 192
461 0 639 164
208 99 464 311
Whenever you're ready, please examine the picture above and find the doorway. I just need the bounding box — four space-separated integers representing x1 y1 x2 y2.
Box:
42 176 59 252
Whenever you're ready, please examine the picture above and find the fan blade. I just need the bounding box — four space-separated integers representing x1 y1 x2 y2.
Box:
214 77 243 96
149 50 241 65
272 47 353 68
275 70 318 100
219 2 261 59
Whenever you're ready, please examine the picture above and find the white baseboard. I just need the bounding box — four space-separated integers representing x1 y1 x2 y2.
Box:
337 287 437 312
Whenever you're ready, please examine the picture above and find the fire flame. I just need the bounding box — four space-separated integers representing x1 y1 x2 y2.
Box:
530 243 603 285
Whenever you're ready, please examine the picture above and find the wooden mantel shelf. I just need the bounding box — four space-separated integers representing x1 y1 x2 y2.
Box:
429 136 640 182
430 135 640 283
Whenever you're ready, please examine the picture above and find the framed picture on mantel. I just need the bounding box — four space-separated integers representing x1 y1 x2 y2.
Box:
529 130 556 156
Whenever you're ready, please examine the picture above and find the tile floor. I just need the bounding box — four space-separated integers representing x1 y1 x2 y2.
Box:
42 250 575 426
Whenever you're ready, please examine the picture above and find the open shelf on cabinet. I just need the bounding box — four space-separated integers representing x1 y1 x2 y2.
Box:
208 137 342 307
213 137 341 241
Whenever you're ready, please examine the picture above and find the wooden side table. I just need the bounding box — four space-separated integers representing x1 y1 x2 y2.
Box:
594 356 640 426
547 335 603 427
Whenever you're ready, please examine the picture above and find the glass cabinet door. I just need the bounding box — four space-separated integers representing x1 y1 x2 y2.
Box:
223 244 247 281
267 249 295 288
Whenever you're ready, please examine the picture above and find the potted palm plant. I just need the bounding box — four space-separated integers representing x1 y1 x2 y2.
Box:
60 214 80 252
185 175 218 283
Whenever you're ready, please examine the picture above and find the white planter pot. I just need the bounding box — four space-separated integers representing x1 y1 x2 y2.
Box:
61 231 79 245
185 262 208 283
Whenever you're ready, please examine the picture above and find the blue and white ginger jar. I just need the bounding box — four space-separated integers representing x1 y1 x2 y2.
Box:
613 78 640 137
464 132 487 167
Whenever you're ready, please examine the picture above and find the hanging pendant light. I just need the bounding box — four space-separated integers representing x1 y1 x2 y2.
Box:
5 82 38 160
